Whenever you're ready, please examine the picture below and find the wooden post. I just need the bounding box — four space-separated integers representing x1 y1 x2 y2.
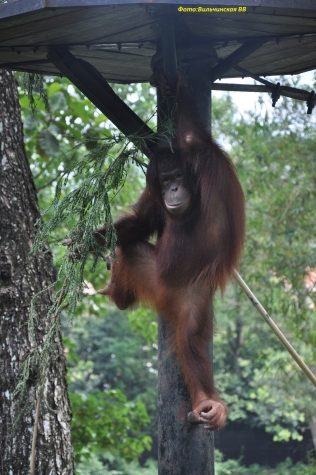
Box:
157 50 215 475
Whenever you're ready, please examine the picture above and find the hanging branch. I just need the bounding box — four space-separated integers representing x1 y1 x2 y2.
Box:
32 133 152 319
19 72 49 112
13 135 148 414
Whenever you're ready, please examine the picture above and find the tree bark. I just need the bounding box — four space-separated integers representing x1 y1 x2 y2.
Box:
0 70 74 474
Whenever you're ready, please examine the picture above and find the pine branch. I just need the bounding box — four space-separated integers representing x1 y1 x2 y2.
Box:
14 96 176 425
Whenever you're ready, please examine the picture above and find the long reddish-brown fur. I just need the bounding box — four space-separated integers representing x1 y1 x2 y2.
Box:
97 73 245 430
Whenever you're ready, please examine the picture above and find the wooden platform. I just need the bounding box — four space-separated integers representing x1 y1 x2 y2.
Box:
1 0 316 83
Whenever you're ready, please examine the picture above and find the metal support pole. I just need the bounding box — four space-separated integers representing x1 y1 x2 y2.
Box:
156 37 214 474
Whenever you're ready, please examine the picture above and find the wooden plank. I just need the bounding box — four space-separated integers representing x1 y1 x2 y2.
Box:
177 6 316 27
178 6 316 42
0 53 149 81
0 8 103 42
81 15 157 43
2 37 316 81
1 0 316 24
242 36 316 71
186 10 316 29
71 10 155 44
221 36 315 64
0 58 60 74
259 7 316 18
0 43 154 81
0 8 60 29
240 59 316 77
1 3 316 46
73 47 155 63
184 15 316 40
74 50 152 81
41 0 316 10
245 54 316 75
1 2 316 80
0 52 52 70
179 6 316 37
0 6 154 47
75 49 151 64
76 43 152 81
218 38 316 77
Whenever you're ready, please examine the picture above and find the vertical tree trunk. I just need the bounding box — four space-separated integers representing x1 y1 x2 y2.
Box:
157 55 215 475
0 70 74 474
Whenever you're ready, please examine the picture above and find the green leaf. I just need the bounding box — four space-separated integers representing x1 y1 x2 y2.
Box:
47 82 61 98
37 129 59 157
50 90 68 112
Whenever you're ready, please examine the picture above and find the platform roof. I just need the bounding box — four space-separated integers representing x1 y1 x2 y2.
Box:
0 1 316 83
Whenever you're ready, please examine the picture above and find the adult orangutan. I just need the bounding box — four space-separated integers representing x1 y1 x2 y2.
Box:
91 73 245 430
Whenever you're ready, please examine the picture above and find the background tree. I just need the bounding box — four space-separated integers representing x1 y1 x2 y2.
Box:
213 78 316 450
0 70 73 474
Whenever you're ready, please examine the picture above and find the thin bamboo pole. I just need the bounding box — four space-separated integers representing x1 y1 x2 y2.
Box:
233 269 316 387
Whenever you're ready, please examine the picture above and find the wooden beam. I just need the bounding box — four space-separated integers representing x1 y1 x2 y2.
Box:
211 40 267 82
160 13 178 94
47 47 155 157
211 83 310 102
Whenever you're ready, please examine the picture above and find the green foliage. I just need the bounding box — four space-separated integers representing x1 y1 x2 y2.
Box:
19 76 155 211
215 450 316 475
31 131 150 316
76 454 158 475
128 308 158 345
16 75 159 419
212 75 316 443
70 389 151 463
14 76 160 465
24 76 169 325
37 129 60 157
75 448 316 475
64 309 158 437
19 72 49 112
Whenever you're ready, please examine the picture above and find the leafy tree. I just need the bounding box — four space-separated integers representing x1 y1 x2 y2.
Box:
70 389 151 463
212 76 316 448
64 309 158 437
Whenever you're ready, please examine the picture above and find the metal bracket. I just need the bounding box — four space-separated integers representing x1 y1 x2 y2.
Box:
272 82 281 107
236 65 282 107
307 90 316 114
